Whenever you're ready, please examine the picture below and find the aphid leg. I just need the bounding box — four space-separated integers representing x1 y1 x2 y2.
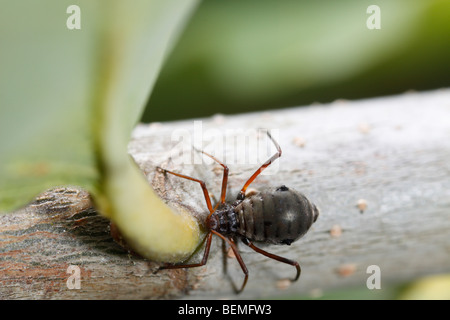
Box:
158 232 213 270
193 147 229 212
221 236 239 266
221 237 241 292
238 130 282 200
241 237 301 282
212 230 248 293
156 166 214 213
221 238 228 274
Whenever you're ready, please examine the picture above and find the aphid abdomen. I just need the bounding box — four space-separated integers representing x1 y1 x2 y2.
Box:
235 191 270 242
235 186 319 245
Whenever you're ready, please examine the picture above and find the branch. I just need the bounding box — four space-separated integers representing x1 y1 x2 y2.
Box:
1 89 450 299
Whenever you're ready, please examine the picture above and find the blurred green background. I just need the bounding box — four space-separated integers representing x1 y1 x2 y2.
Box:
143 0 450 122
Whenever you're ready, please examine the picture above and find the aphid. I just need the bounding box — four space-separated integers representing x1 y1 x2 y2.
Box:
157 130 319 293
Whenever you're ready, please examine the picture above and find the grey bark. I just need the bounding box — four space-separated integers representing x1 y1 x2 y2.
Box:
1 89 450 299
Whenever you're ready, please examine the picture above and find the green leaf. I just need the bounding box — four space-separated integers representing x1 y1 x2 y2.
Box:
0 0 201 262
399 274 450 300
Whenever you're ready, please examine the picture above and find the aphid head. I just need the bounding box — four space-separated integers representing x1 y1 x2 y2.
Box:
276 185 289 192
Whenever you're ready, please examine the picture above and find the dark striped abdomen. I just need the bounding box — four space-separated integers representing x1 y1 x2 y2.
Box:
234 186 319 245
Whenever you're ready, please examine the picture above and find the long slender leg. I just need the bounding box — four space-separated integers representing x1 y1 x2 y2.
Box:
242 238 301 282
159 232 213 270
193 148 229 214
238 130 282 200
157 166 213 213
211 230 248 293
221 238 228 274
221 236 240 273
